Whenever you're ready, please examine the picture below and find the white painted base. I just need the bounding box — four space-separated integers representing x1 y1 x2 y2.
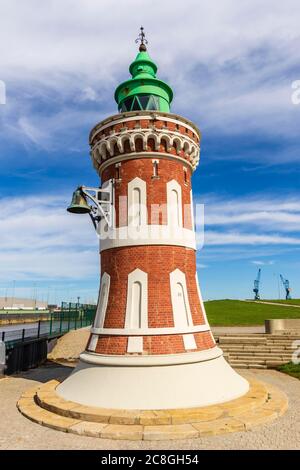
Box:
56 348 249 410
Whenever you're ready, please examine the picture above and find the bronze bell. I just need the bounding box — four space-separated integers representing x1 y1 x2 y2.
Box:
67 188 91 214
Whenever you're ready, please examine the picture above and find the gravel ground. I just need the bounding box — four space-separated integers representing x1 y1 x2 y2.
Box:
0 363 299 450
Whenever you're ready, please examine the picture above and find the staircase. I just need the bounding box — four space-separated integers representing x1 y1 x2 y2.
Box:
215 334 299 369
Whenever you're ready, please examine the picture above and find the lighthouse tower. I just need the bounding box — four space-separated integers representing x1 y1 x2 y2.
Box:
58 31 248 410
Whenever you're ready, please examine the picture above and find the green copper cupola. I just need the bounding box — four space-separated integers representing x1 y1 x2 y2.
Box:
114 28 173 113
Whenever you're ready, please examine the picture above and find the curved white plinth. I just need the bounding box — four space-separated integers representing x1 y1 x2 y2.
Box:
56 347 249 410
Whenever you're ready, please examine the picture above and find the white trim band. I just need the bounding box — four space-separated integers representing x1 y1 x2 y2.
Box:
90 324 211 336
80 346 222 367
97 152 195 173
99 225 196 251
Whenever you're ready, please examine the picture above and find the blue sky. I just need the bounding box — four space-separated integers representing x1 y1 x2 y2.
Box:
0 0 299 303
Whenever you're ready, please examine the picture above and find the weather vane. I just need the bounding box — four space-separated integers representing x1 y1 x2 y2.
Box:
135 26 148 51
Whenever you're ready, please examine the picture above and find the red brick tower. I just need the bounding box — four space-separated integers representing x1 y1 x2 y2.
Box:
58 33 248 409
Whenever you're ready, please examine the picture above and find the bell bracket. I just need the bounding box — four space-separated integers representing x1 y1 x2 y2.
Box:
80 179 114 230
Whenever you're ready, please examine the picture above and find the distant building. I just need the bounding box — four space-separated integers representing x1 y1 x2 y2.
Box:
0 297 47 310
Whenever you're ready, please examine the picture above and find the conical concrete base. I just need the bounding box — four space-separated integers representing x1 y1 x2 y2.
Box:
56 347 249 410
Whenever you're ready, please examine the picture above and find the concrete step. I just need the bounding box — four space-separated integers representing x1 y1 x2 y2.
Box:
215 334 300 339
228 362 268 369
224 353 292 362
216 333 297 368
221 345 295 354
218 337 266 344
218 341 296 347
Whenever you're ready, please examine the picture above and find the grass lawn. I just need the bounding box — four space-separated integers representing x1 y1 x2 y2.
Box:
204 299 300 326
277 363 300 380
259 299 300 306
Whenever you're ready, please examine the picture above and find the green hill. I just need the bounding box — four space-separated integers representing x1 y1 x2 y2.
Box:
204 299 300 326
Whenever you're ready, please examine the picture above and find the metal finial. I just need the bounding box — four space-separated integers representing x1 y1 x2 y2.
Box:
135 26 148 51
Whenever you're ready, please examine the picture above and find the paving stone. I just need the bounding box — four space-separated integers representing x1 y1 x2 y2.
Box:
143 424 199 441
69 421 108 437
192 417 245 436
39 410 81 431
101 424 143 440
109 410 140 425
68 405 114 423
139 410 172 425
169 407 223 424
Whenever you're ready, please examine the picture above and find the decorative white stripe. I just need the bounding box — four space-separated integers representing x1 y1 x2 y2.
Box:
127 336 143 353
183 334 197 350
90 324 210 336
128 177 147 227
88 334 98 352
125 268 148 330
167 180 183 228
170 269 193 328
93 272 110 328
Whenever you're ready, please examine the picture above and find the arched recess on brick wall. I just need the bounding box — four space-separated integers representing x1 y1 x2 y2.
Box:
93 272 111 328
170 269 193 328
128 177 147 227
167 179 183 227
125 268 148 330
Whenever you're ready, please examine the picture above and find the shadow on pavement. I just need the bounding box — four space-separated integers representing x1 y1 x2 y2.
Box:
9 360 74 383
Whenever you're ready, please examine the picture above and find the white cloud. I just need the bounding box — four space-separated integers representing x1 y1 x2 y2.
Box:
251 260 275 266
0 0 300 157
194 194 300 252
0 194 98 281
203 231 300 246
196 194 300 233
79 87 98 102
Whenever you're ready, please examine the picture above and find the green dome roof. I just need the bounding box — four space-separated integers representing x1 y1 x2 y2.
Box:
114 47 173 113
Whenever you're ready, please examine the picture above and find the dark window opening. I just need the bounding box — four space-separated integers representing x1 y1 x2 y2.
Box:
138 95 150 108
119 95 160 112
131 96 142 111
184 168 188 183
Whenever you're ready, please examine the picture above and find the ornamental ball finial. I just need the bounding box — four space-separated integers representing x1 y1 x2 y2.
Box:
135 26 148 51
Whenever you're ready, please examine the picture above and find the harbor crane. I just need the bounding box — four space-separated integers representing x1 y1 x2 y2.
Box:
253 268 261 300
280 274 292 300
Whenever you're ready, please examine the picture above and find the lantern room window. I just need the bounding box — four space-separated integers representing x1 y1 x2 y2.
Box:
119 94 160 112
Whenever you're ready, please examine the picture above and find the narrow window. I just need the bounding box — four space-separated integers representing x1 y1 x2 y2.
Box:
184 167 188 184
153 160 159 177
131 281 142 328
125 269 148 331
171 189 180 226
115 164 120 180
170 269 193 329
133 187 141 226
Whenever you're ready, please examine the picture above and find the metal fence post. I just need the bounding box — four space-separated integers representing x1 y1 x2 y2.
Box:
75 315 77 330
22 329 25 342
49 312 53 335
1 331 5 342
60 313 63 333
37 320 41 338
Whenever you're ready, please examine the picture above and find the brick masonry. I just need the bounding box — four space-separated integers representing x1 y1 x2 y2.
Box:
85 111 214 357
